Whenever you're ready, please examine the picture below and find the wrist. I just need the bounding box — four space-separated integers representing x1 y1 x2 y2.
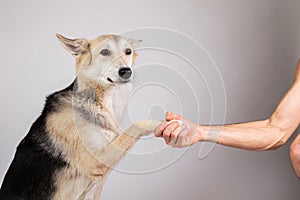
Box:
196 125 207 142
196 125 220 143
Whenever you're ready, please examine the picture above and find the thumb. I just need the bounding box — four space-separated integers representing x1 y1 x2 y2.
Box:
165 111 182 121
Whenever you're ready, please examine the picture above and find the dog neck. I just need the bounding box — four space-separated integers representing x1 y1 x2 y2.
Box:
74 74 132 125
103 82 133 125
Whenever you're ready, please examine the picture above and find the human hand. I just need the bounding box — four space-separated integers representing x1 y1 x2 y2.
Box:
154 112 203 148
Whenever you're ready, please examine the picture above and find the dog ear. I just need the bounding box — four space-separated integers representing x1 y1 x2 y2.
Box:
129 39 143 47
56 33 89 57
129 39 142 64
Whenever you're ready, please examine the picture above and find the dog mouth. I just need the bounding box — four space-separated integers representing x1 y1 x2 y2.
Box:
107 77 114 83
107 77 131 84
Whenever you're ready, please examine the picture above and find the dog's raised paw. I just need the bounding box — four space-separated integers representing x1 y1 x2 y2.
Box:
129 120 163 137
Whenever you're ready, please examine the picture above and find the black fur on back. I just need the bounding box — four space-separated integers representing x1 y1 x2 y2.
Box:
0 80 77 200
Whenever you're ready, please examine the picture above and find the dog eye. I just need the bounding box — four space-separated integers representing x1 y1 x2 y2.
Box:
100 49 110 56
125 48 132 55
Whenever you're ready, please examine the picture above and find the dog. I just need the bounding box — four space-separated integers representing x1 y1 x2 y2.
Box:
0 34 160 200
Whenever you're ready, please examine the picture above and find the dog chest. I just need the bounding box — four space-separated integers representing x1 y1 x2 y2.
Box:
103 83 133 124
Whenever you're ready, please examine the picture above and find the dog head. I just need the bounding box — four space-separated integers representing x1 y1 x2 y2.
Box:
56 34 141 86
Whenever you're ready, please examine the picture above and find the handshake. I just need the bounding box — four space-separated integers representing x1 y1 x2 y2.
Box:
154 112 203 148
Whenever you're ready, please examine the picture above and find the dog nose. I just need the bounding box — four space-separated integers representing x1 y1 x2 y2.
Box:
118 67 132 79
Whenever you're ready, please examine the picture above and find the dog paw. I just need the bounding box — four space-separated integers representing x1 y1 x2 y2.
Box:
129 120 163 137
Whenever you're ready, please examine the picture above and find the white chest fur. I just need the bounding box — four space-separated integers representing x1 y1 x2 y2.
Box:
103 83 133 125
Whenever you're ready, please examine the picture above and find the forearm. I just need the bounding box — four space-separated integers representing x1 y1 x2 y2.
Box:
197 78 300 151
158 60 300 150
198 119 290 151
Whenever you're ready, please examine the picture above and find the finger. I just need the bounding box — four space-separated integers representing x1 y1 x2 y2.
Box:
169 124 187 146
165 111 183 121
154 122 168 137
162 121 180 144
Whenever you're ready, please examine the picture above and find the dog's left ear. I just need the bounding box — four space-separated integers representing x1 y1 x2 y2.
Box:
128 39 142 64
56 33 89 57
128 39 143 48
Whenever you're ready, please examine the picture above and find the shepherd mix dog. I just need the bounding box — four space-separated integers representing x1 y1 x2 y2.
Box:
0 34 160 200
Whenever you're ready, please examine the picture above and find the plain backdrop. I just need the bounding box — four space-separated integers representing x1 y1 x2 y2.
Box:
0 0 300 199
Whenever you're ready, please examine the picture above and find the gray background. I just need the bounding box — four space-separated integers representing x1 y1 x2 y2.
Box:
0 0 300 199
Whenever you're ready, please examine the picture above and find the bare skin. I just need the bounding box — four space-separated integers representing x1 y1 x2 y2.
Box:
155 59 300 177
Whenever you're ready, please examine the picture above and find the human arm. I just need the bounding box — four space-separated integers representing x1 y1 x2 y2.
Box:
202 79 300 151
155 59 300 150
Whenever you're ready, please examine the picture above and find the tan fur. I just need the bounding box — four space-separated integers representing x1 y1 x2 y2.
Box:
46 34 161 199
46 105 160 199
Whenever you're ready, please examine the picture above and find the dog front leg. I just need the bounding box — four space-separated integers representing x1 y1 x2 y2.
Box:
95 120 161 172
78 181 103 200
76 120 161 181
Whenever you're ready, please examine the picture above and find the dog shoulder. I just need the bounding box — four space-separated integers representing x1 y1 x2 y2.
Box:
44 80 115 163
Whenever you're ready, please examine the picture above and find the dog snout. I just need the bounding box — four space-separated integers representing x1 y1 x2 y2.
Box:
118 67 132 79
